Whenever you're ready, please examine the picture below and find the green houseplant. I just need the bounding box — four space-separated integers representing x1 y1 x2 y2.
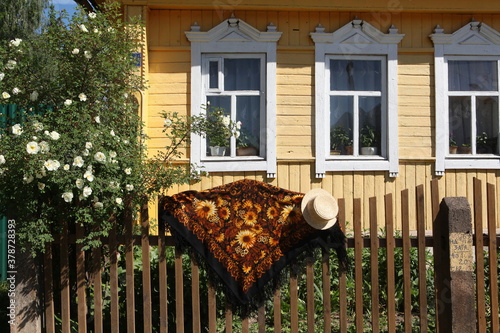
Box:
196 105 239 156
360 124 379 155
330 126 351 155
449 133 458 154
236 127 259 156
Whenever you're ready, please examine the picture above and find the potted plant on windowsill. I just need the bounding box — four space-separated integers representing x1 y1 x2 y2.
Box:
330 126 351 155
360 125 379 155
449 134 458 154
236 127 259 156
198 106 238 156
458 143 471 154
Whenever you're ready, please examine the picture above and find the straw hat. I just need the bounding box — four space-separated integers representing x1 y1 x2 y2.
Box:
301 188 339 230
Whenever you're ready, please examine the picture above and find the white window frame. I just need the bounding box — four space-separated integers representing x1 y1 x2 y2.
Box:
201 54 266 159
311 19 404 178
431 21 500 175
186 17 282 178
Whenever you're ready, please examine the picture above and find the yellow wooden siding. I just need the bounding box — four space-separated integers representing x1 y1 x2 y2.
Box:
145 9 500 230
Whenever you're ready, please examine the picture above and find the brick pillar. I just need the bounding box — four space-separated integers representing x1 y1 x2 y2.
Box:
434 197 476 333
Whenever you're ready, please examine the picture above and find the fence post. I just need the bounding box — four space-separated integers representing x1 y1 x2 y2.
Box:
434 197 476 333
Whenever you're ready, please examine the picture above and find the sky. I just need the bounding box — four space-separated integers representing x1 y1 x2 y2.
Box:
50 0 80 17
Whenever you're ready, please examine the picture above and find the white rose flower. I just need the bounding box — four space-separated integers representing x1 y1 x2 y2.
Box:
94 202 103 209
164 119 172 127
9 38 22 47
33 121 43 132
44 159 60 171
124 168 132 175
38 182 45 190
30 91 39 101
84 51 92 59
75 179 84 189
83 170 94 182
125 184 134 192
49 131 60 140
107 27 115 33
72 48 80 54
6 60 16 69
236 121 242 129
110 130 115 137
109 151 117 158
0 155 5 164
83 149 90 156
64 99 72 106
79 24 88 32
23 175 34 183
94 116 100 123
93 28 99 34
94 152 106 163
79 93 87 101
82 186 92 198
123 139 129 144
115 198 123 205
85 142 92 149
12 87 20 95
88 12 97 19
11 124 22 135
36 166 46 178
2 91 11 99
26 141 40 154
39 141 49 153
63 164 70 171
62 192 74 203
73 156 84 167
222 115 231 127
0 73 4 81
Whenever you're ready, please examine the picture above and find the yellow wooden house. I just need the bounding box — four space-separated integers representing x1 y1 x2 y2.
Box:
86 0 500 231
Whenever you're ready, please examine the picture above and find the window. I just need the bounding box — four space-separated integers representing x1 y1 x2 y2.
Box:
203 55 265 159
186 17 282 178
431 21 500 174
311 20 404 178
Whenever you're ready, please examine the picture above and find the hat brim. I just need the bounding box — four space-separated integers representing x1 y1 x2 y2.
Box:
301 188 338 230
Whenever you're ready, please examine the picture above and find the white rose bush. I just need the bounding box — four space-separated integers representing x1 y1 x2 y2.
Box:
0 4 202 254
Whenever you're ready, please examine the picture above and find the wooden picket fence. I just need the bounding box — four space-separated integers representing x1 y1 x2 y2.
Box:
42 178 499 333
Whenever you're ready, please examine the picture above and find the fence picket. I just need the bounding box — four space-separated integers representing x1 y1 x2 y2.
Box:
125 205 136 333
369 197 380 332
322 248 331 333
416 185 428 332
60 223 71 333
75 223 87 332
306 258 315 333
337 198 348 333
191 260 201 333
353 198 363 331
385 193 396 333
92 245 103 333
225 297 233 333
258 304 265 333
44 244 55 333
174 248 184 333
207 282 216 333
141 203 152 332
486 183 499 332
473 178 487 333
401 189 412 333
158 214 168 333
273 285 281 333
109 220 119 333
290 271 299 333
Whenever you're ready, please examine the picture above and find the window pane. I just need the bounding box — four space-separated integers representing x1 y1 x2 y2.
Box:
476 96 499 154
330 59 382 91
206 96 231 155
448 61 498 91
209 61 218 89
330 96 353 155
359 97 381 153
236 96 261 154
449 96 472 148
224 58 260 91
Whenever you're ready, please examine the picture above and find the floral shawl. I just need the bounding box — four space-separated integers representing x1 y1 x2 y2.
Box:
160 179 346 313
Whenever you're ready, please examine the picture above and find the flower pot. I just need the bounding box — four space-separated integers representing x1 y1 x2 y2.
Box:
345 146 353 155
209 146 227 156
360 147 378 155
237 146 258 156
449 146 458 154
458 146 471 154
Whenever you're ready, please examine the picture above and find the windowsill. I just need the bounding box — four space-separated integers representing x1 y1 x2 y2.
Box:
444 155 500 170
326 155 386 161
202 156 265 162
